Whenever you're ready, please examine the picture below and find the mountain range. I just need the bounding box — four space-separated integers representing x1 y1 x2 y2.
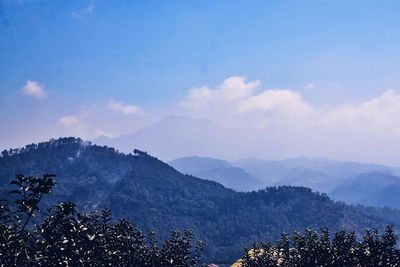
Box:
330 172 400 209
168 156 264 191
93 115 400 167
94 116 400 211
94 115 262 161
2 138 400 263
169 155 400 210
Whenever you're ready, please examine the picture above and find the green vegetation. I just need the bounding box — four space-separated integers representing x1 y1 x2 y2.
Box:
240 227 400 266
0 175 204 266
2 138 400 262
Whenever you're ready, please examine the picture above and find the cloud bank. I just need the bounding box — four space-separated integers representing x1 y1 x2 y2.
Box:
154 76 400 164
180 76 400 137
8 76 400 165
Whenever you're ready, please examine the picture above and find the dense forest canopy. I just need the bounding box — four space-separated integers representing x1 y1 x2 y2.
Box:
238 226 400 267
0 174 204 266
2 137 400 262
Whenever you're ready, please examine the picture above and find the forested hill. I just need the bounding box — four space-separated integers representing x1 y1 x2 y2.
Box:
1 138 400 263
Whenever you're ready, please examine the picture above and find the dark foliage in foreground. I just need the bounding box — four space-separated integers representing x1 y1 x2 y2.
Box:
3 138 400 262
0 175 204 266
240 227 400 267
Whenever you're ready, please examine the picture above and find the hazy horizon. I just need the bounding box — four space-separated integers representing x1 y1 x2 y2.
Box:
2 1 400 165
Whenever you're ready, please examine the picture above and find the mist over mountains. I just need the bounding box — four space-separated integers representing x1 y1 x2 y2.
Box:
93 115 400 210
94 115 267 161
169 156 264 191
93 115 400 166
2 138 400 262
169 155 400 210
331 172 400 209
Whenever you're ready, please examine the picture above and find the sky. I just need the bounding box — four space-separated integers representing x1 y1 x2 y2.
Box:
2 0 400 165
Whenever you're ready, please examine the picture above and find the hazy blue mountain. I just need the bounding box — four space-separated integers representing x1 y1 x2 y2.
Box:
169 156 265 191
94 116 262 162
279 157 393 179
169 156 232 174
94 116 225 158
330 172 400 209
234 157 395 192
272 168 336 192
233 158 271 169
195 167 265 191
170 155 399 194
2 138 400 262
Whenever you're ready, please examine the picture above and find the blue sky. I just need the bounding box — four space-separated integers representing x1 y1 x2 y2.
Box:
2 0 400 164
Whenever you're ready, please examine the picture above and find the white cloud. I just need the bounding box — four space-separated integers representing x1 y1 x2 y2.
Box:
71 4 95 18
54 100 152 141
20 80 47 99
180 76 400 136
174 78 400 164
108 100 145 115
180 76 260 110
180 76 313 128
317 90 400 135
13 75 400 165
238 89 312 116
303 82 316 89
57 115 99 140
58 116 81 127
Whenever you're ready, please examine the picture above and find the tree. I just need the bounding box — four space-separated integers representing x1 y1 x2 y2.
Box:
239 226 400 267
0 174 205 266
